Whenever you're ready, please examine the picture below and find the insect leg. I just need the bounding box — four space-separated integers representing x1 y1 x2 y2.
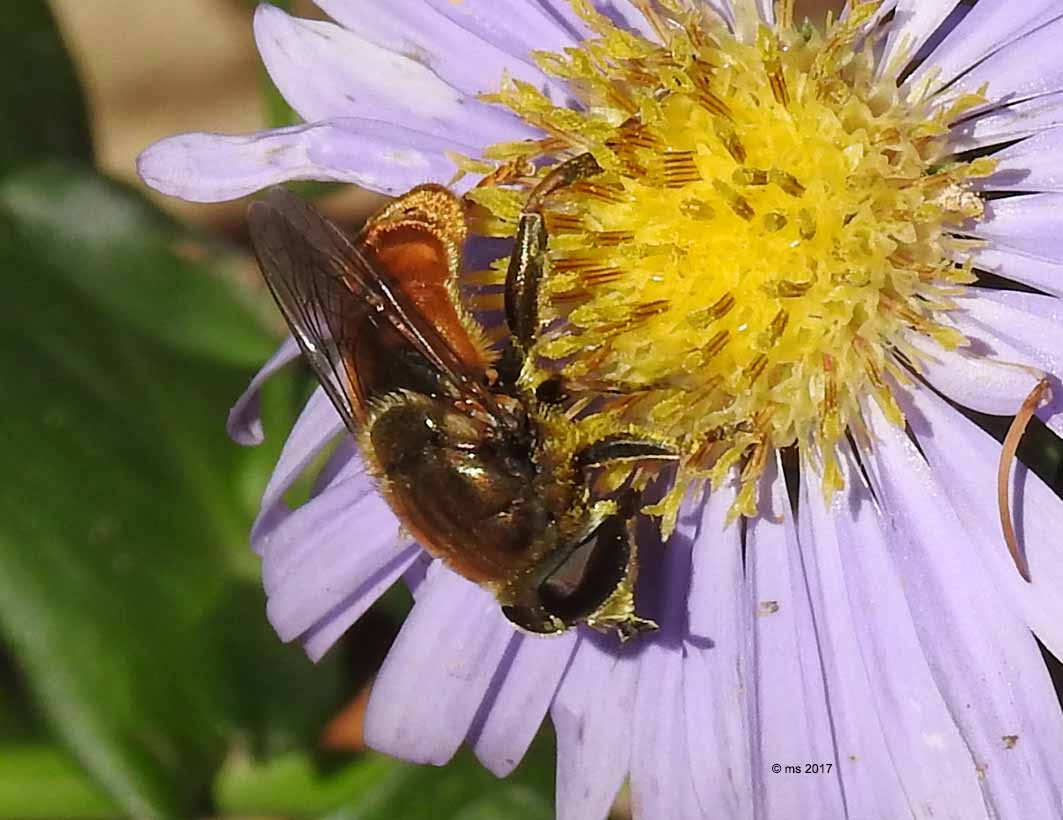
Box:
575 436 677 474
505 153 604 351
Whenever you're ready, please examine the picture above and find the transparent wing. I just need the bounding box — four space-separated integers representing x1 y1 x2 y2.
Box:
247 188 502 433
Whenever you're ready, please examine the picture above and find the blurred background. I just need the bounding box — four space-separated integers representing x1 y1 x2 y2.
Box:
5 1 1002 818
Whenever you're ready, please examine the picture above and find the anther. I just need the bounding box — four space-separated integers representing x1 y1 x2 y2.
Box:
763 212 788 232
770 169 806 197
657 151 702 188
797 208 817 239
686 292 736 328
590 230 636 246
747 354 769 383
712 180 755 221
679 199 716 220
733 167 770 186
702 329 730 357
714 119 747 163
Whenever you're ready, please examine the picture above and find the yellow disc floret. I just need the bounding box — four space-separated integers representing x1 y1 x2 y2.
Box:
461 0 994 525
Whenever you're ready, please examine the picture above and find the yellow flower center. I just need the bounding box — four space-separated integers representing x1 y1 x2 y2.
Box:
460 0 994 524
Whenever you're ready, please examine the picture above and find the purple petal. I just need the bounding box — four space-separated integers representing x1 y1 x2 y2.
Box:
686 478 740 639
541 0 659 41
802 453 988 818
467 630 577 777
631 640 708 820
901 385 1063 658
943 291 1063 436
364 565 515 765
139 119 480 203
670 486 754 818
955 289 1063 379
745 457 846 818
965 194 1063 263
974 127 1063 193
263 483 404 641
551 634 638 820
261 472 382 597
906 331 1043 416
312 0 569 100
910 1 1061 97
943 14 1063 107
421 0 581 62
253 5 532 145
310 437 362 499
250 387 345 552
866 401 1063 817
949 92 1063 151
301 546 418 662
954 244 1063 298
227 336 299 445
880 0 963 79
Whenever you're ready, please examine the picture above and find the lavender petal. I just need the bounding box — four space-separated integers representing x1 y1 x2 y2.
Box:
227 336 299 445
250 387 345 552
906 331 1043 416
909 1 1061 97
364 565 516 765
948 92 1063 151
746 456 846 818
803 452 989 818
312 0 569 100
551 634 639 820
966 194 1063 263
880 1 963 79
901 385 1063 659
951 244 1063 298
467 630 577 777
138 119 480 203
674 486 755 818
866 402 1063 818
542 0 659 41
973 127 1063 193
301 544 419 662
253 5 534 145
942 14 1063 107
686 478 741 639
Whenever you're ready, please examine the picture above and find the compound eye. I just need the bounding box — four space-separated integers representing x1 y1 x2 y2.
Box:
537 515 631 624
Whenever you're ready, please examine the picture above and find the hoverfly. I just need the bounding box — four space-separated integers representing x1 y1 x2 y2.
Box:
247 155 672 639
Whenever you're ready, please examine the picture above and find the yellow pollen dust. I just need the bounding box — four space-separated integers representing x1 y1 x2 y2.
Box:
461 0 993 524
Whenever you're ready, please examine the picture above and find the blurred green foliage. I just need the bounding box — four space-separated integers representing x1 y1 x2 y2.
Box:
0 4 556 818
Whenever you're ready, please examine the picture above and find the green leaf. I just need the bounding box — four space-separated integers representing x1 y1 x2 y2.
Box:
1 164 276 368
216 737 555 820
0 166 340 817
0 3 92 175
0 746 117 819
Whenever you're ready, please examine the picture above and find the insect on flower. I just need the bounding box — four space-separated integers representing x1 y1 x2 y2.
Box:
247 159 674 640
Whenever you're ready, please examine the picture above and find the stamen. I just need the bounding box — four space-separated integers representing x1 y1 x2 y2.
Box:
469 0 994 523
997 377 1052 583
712 180 755 220
714 119 747 163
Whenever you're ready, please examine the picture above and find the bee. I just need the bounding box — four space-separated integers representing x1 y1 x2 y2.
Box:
247 155 672 640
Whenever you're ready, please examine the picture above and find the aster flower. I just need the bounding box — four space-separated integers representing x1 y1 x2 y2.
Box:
140 1 1063 817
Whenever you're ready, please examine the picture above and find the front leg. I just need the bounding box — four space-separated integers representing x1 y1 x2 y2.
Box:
505 153 604 352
